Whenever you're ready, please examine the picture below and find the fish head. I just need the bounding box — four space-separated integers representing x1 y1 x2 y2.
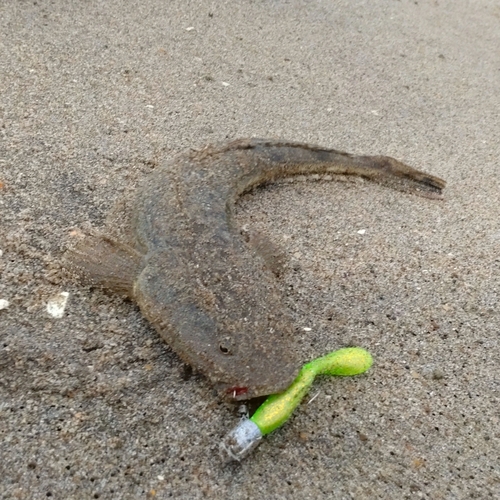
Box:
213 330 301 400
180 307 301 400
158 297 300 400
137 254 301 400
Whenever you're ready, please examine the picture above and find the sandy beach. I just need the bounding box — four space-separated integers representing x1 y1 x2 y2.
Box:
1 0 499 498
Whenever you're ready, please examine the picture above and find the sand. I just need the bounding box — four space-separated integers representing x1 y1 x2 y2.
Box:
1 0 499 498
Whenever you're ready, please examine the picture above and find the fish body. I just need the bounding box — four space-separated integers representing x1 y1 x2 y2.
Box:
66 139 445 399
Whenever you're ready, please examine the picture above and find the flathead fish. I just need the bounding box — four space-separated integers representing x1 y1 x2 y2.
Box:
66 139 445 399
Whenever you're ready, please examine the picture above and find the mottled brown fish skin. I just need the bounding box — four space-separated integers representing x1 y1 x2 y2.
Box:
66 139 445 400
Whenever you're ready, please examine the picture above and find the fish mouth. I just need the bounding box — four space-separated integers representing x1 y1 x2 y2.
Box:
224 386 250 400
215 361 301 401
216 383 264 401
218 376 295 401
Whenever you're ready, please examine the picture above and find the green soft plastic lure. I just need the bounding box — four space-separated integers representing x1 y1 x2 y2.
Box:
221 347 373 461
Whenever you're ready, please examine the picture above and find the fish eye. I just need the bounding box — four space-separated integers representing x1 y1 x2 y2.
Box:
219 343 231 354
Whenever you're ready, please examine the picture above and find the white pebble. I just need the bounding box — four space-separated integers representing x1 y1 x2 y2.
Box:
0 299 9 310
303 327 312 332
357 229 366 235
221 81 230 86
185 26 195 31
47 292 69 318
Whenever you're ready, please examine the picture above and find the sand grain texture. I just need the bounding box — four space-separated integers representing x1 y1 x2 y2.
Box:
1 1 499 498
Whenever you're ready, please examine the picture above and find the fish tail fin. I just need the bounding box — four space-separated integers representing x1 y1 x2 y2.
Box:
64 231 145 297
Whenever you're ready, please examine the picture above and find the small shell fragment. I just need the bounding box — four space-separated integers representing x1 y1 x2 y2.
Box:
47 292 69 318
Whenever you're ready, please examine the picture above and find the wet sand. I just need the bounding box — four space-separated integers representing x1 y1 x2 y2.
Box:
1 1 499 498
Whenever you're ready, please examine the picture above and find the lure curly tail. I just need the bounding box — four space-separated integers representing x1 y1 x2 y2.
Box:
221 347 373 461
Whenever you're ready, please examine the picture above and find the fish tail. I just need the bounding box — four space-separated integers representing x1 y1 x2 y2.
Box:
232 140 446 199
354 154 446 199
